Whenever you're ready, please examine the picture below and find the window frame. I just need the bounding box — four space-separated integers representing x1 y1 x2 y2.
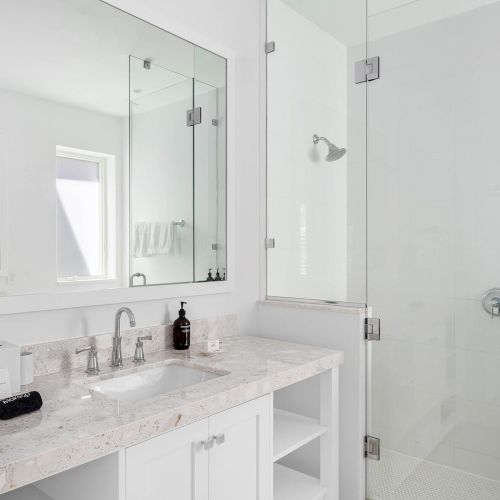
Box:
55 145 116 284
0 134 8 279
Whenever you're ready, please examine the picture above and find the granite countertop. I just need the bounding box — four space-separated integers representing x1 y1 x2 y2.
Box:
0 336 344 494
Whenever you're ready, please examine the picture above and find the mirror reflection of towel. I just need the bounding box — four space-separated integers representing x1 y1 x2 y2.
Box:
133 222 175 258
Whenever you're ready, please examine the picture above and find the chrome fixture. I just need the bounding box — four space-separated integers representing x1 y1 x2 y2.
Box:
143 59 151 70
313 134 346 162
202 434 226 450
482 288 500 317
111 307 136 367
75 345 100 375
174 219 186 227
133 335 152 363
130 272 146 287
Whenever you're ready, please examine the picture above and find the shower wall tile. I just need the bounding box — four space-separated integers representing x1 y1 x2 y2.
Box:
454 448 500 482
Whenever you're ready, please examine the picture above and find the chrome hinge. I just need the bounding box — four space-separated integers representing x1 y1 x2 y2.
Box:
265 41 276 54
211 243 219 251
365 436 380 461
212 118 218 126
365 318 381 341
186 107 202 126
265 238 275 249
355 56 380 84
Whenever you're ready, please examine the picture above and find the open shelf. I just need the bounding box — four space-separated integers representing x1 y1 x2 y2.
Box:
274 464 327 500
1 485 52 500
273 409 326 462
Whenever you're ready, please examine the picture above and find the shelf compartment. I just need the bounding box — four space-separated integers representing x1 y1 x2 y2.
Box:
273 409 326 462
274 464 327 500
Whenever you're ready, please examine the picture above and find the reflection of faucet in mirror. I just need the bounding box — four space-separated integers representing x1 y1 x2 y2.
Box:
111 307 136 367
130 272 147 287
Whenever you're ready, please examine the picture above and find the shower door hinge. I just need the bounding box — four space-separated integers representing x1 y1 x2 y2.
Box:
265 238 275 249
365 436 381 461
186 107 202 126
265 41 276 54
355 56 380 84
365 317 381 341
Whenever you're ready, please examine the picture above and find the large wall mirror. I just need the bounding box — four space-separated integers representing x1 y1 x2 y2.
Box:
0 0 228 303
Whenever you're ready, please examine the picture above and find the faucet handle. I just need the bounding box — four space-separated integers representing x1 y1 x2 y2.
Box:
492 300 500 318
134 335 152 363
76 345 100 375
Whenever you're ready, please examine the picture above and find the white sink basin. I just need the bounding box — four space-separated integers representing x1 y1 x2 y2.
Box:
87 362 224 403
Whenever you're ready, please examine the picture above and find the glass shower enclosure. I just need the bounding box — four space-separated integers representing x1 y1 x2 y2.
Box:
267 0 500 498
366 1 500 498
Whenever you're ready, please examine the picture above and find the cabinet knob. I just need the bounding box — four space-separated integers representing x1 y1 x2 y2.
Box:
202 437 214 450
214 434 225 445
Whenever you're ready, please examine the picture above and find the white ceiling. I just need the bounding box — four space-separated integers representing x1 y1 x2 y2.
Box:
0 0 223 117
282 0 500 47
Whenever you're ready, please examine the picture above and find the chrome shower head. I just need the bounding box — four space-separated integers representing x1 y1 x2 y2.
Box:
313 134 346 162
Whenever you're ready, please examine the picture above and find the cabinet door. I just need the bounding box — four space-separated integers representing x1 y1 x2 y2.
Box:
208 395 272 500
126 419 209 500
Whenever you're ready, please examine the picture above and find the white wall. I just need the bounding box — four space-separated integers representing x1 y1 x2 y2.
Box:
366 0 500 483
0 87 125 296
0 0 262 345
254 302 366 500
267 0 349 302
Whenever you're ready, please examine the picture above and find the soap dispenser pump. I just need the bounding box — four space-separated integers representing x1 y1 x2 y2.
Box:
173 301 191 350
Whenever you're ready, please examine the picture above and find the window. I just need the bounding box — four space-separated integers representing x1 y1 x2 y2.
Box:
0 134 7 278
56 146 116 283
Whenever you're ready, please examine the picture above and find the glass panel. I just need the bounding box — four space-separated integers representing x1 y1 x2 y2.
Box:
129 56 194 286
56 155 103 280
266 0 367 304
367 1 500 497
193 46 227 283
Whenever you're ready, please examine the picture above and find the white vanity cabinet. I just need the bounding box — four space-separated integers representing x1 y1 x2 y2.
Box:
208 396 271 500
126 395 271 500
126 419 209 500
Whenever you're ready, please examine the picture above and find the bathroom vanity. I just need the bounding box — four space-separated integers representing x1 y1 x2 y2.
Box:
0 336 343 500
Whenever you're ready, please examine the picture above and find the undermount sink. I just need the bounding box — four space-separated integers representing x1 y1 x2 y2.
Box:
87 362 224 403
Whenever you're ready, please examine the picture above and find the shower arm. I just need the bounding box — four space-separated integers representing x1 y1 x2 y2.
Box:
313 134 333 147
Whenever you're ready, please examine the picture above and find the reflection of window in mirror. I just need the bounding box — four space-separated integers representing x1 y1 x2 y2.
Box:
55 146 116 284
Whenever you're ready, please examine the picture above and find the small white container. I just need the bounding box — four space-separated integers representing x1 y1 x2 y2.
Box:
0 368 12 399
0 341 20 393
20 351 34 386
201 339 220 354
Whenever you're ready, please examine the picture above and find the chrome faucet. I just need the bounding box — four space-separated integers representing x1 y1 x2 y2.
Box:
111 307 136 367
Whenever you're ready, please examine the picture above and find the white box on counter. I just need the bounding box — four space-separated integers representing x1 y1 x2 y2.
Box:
0 341 20 394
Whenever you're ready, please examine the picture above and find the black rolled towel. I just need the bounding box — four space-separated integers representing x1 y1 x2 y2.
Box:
0 391 43 420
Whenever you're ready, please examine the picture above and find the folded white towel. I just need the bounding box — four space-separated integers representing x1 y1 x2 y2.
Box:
133 222 176 258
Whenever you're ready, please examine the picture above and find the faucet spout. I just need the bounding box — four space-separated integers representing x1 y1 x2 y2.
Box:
111 307 136 367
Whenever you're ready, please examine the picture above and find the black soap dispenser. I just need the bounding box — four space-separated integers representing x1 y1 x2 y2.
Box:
173 301 191 350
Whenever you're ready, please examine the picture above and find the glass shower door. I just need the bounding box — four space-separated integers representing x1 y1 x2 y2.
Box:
366 1 500 498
